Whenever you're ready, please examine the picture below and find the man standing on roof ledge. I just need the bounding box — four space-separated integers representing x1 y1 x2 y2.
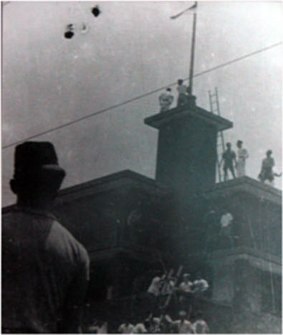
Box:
221 142 237 181
159 88 174 112
177 79 189 107
258 150 281 186
236 140 249 177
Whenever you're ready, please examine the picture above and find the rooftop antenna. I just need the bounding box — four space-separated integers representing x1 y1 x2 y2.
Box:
171 2 198 95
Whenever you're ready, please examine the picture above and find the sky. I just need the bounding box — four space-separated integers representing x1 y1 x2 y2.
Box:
2 1 282 206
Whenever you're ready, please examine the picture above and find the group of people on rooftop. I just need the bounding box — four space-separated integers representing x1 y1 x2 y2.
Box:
158 79 192 112
222 141 281 186
158 82 281 187
221 140 249 181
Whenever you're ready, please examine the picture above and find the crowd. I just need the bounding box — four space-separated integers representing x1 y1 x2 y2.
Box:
86 271 210 333
146 271 209 311
115 310 209 334
141 271 209 333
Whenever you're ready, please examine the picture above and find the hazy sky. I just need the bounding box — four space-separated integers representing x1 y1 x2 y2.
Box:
2 1 282 206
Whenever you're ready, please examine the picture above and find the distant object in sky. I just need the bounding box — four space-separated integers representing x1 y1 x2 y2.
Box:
91 5 101 17
64 24 75 39
81 23 88 34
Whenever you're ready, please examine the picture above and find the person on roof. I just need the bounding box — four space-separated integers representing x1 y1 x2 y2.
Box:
159 88 174 112
177 79 189 107
236 140 249 177
258 150 281 186
221 142 237 181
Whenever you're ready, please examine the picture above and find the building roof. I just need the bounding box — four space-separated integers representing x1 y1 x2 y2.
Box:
2 170 170 212
56 169 171 205
191 176 281 205
144 104 233 132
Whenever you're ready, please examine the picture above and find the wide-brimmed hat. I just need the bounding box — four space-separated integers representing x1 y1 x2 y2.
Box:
14 141 65 180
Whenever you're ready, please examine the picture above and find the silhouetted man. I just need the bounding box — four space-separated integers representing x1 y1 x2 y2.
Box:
2 141 90 333
221 142 236 181
177 79 188 107
258 150 281 186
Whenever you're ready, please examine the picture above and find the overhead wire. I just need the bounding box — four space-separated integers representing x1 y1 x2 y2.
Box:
2 41 282 150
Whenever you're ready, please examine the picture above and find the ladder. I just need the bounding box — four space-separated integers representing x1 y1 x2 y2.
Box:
208 88 225 183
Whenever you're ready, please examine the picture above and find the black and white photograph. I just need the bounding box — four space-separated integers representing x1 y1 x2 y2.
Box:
1 1 282 333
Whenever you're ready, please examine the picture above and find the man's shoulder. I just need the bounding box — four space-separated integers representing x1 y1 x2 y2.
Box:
48 221 88 260
4 208 88 256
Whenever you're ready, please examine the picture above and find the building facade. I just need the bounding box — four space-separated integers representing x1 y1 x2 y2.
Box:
3 96 281 333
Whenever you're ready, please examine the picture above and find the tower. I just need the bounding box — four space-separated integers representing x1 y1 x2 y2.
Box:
145 94 281 333
145 96 233 201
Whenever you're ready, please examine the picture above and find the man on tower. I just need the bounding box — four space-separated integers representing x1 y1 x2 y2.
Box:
158 88 174 112
177 79 189 107
2 141 90 333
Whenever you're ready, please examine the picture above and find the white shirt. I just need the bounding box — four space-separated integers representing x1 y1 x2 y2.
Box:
160 279 175 295
133 323 147 333
2 208 89 333
220 212 233 228
179 280 193 293
237 148 248 160
118 323 135 334
159 92 174 104
89 322 108 334
177 85 187 95
147 276 161 296
193 320 209 333
173 320 194 333
193 279 209 293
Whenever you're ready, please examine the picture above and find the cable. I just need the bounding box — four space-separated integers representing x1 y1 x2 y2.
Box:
2 42 282 150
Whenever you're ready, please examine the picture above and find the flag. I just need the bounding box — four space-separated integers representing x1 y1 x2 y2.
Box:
170 2 198 20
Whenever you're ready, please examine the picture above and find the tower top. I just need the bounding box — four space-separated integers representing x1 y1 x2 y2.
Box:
144 97 233 197
145 98 233 132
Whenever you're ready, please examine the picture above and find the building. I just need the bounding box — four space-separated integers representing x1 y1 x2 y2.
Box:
3 95 281 333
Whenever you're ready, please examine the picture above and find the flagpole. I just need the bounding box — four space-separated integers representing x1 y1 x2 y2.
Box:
188 11 197 96
170 1 198 95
